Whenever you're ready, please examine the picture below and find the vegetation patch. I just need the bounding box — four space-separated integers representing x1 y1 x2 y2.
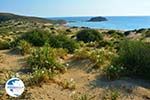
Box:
76 29 103 43
105 65 126 80
28 68 55 86
27 44 67 86
49 34 79 53
112 40 150 79
27 44 65 72
0 40 10 50
22 30 51 46
74 48 91 60
16 40 32 55
22 30 79 53
89 48 116 69
107 30 124 37
143 30 150 37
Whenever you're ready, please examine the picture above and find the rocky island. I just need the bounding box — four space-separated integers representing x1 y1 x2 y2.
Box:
88 16 107 22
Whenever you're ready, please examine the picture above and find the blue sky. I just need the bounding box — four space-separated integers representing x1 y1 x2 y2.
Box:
0 0 150 17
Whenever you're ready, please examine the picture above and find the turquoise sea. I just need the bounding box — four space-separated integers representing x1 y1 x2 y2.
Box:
49 16 150 31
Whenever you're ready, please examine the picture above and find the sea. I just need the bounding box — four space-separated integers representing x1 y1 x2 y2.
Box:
49 16 150 31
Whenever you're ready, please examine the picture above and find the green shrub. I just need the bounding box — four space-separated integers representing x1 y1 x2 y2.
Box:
98 40 113 48
27 44 65 73
22 30 51 46
28 68 55 86
107 30 124 37
0 40 10 50
22 30 78 53
105 65 126 80
53 48 68 59
107 30 116 35
17 40 32 55
86 42 98 47
90 48 115 69
74 48 91 59
136 28 146 33
144 30 150 37
49 35 79 53
75 48 116 69
124 31 130 36
76 29 103 43
114 40 150 79
66 29 72 32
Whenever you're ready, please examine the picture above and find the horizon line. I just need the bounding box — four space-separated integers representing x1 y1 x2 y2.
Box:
1 12 150 18
48 15 150 18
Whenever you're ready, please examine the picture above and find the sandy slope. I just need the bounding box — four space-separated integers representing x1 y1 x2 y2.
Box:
28 60 150 100
0 50 150 100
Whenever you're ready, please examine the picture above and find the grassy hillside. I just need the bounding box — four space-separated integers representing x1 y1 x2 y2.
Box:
0 13 66 24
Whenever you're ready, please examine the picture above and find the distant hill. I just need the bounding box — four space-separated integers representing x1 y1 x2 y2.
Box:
0 13 66 24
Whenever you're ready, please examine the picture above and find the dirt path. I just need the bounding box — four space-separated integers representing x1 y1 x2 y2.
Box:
0 50 26 71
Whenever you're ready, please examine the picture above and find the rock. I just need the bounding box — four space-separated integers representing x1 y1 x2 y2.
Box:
88 16 107 22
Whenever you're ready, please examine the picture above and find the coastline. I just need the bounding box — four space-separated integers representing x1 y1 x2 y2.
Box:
50 16 150 31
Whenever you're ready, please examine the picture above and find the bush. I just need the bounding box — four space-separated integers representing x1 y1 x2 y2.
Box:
98 40 113 48
124 31 130 36
107 30 116 35
22 30 51 46
105 65 125 80
53 48 68 59
49 35 79 53
76 29 103 43
75 48 116 69
22 30 78 53
74 48 91 59
114 40 150 79
27 44 65 73
86 42 98 47
107 30 124 37
144 30 150 37
16 40 32 55
28 68 55 86
66 29 72 32
136 28 146 33
90 48 115 69
0 40 10 50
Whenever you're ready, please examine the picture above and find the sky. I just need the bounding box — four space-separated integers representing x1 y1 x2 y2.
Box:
0 0 150 17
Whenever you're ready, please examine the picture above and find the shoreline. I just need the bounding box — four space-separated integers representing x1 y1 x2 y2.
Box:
51 16 150 31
